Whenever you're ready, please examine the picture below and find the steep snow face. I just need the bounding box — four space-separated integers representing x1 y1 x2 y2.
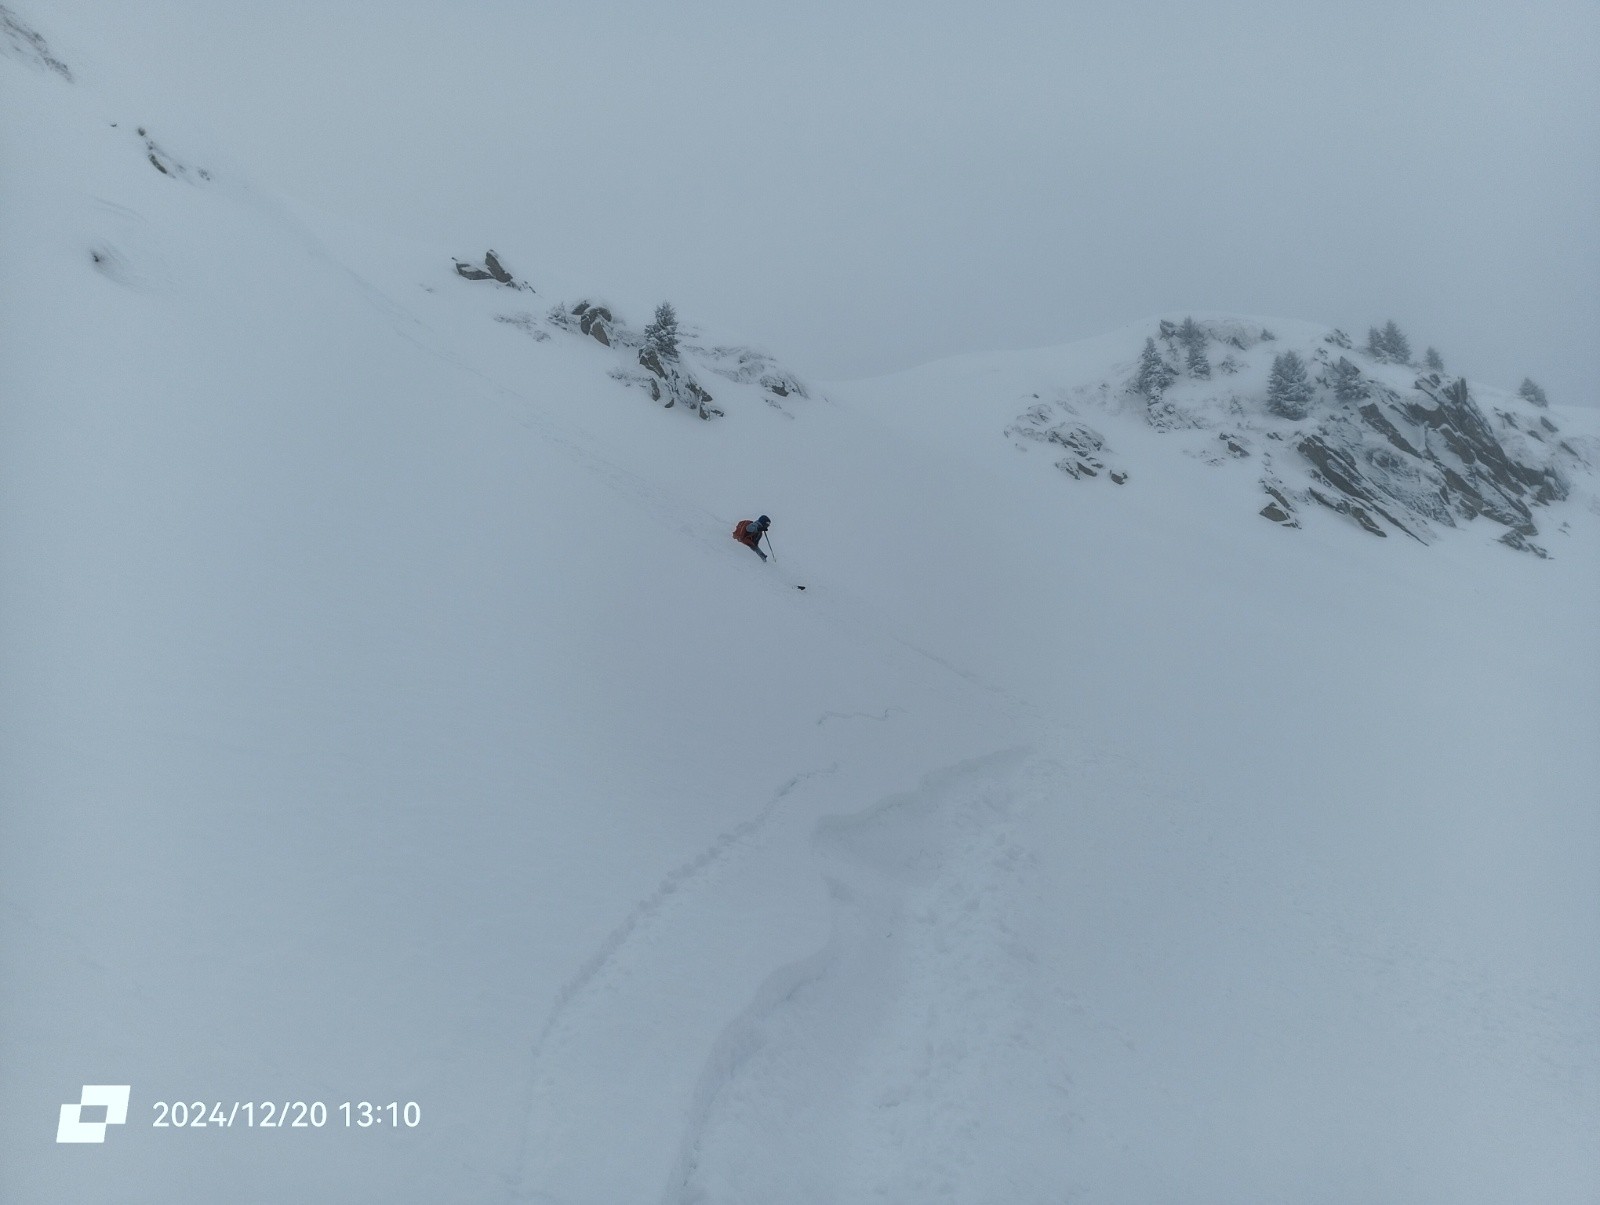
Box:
4 12 1599 1205
860 314 1595 557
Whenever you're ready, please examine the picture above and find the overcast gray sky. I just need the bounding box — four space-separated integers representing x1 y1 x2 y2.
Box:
44 0 1600 402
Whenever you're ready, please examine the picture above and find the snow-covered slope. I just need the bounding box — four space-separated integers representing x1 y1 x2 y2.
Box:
4 11 1598 1205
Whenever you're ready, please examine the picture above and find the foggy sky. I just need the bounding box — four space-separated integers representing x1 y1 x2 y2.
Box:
40 0 1600 403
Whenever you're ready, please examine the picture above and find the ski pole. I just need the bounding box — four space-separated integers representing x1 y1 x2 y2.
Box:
763 533 777 563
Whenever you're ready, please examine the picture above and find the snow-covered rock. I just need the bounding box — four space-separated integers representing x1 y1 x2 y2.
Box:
984 315 1590 555
0 4 70 78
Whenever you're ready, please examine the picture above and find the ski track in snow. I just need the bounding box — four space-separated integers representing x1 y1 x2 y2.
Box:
663 747 1077 1205
814 707 903 726
268 232 1080 1205
505 763 838 1202
531 766 839 1051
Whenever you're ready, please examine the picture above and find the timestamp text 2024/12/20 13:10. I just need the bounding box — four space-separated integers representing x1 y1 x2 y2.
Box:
149 1101 421 1129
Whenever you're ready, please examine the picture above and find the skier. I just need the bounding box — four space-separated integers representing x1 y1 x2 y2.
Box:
732 515 772 561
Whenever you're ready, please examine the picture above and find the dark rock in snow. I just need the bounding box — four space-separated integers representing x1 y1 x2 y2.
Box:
1005 404 1126 482
1498 529 1549 558
1 6 71 79
133 129 209 183
1357 401 1421 457
1259 485 1299 527
579 306 613 345
455 251 523 287
1296 435 1422 540
483 251 514 284
690 345 809 401
541 300 738 421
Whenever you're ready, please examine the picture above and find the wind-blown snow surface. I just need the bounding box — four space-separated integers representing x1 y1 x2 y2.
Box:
4 22 1599 1205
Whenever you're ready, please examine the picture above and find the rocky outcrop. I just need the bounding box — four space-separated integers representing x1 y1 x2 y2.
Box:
1005 403 1124 481
545 300 618 347
1010 316 1584 555
691 345 809 404
541 301 728 420
129 126 210 183
1259 484 1298 527
2 6 71 79
1295 433 1422 541
637 346 720 418
483 251 513 284
576 303 613 345
1404 376 1566 510
1498 528 1549 558
455 250 523 287
1285 373 1568 542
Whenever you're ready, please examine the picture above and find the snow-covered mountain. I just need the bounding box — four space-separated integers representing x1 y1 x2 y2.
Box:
5 10 1598 1205
856 313 1596 558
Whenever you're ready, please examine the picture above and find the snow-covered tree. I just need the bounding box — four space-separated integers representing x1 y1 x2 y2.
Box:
1177 316 1204 352
644 301 680 360
1185 341 1211 378
1135 337 1175 399
1424 346 1445 373
1518 378 1550 408
1364 319 1412 365
1331 356 1367 403
1381 320 1412 365
1266 350 1314 419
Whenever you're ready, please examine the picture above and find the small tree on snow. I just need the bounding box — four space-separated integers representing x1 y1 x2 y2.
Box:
1381 319 1412 365
1366 326 1387 360
1424 346 1445 373
644 301 680 360
1266 350 1314 419
1177 316 1204 351
1135 337 1175 399
1518 378 1549 408
1186 341 1211 378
